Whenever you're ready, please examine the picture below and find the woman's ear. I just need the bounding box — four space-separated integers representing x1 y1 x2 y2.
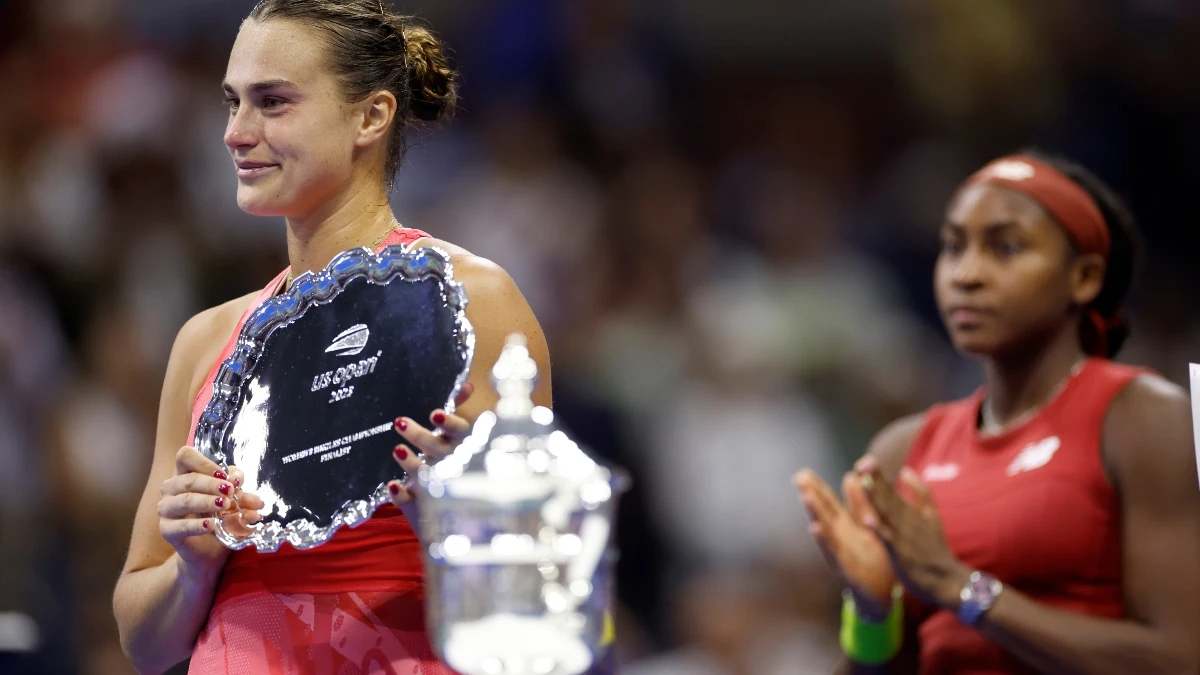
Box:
354 89 398 149
1070 252 1106 308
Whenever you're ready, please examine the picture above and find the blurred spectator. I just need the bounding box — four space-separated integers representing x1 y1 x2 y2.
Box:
623 566 841 675
1 0 1197 672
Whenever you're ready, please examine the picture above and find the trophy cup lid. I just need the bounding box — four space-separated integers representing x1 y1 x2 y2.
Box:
420 334 612 506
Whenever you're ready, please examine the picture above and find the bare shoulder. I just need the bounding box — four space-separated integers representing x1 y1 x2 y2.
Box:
170 290 261 404
1105 373 1190 452
411 235 473 260
1104 372 1195 490
1110 372 1188 417
410 236 551 411
865 412 927 480
411 237 530 319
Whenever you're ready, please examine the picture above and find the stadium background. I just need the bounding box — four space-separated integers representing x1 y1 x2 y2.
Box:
0 0 1197 673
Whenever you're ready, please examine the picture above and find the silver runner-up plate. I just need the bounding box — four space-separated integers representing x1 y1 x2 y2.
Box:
194 244 473 552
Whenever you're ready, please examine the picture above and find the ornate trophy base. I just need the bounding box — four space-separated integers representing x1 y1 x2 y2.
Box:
442 613 593 675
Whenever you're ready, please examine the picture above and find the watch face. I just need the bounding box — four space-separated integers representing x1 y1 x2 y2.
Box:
958 572 1002 626
968 576 996 602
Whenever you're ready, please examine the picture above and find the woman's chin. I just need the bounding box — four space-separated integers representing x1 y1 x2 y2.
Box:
948 331 1001 358
236 190 290 217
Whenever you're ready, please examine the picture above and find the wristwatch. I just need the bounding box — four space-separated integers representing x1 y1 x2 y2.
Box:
957 571 1003 626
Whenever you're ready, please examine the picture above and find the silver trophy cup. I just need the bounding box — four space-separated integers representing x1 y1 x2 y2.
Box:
418 335 627 675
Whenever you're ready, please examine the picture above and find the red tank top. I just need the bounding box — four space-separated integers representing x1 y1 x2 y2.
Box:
187 228 432 605
903 358 1144 674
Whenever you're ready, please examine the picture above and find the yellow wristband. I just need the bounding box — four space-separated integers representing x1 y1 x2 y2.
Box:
840 587 903 665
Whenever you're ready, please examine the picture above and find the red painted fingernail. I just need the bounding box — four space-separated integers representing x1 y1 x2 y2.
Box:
214 470 228 481
394 445 408 460
219 483 232 495
395 417 408 432
233 476 241 488
432 411 446 426
388 483 400 496
215 497 225 508
202 519 211 530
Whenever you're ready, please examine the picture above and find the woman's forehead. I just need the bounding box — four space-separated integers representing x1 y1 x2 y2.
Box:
225 19 328 91
946 183 1053 231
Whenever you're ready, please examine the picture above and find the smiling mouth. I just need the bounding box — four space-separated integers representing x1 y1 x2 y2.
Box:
235 163 278 180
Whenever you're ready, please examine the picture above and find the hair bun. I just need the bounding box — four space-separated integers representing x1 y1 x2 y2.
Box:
401 23 457 123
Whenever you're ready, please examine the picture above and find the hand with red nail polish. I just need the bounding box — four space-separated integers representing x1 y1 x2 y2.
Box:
388 332 551 534
391 383 475 479
389 443 419 506
153 446 267 569
386 464 423 539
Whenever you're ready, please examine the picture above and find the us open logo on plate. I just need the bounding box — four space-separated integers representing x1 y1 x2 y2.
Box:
326 324 370 356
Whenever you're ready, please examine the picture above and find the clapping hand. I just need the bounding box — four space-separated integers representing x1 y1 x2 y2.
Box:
854 457 970 610
795 468 897 620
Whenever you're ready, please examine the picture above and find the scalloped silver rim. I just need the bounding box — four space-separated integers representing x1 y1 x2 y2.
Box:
193 243 475 552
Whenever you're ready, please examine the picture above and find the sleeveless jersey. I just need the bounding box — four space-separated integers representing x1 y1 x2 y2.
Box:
903 358 1144 675
185 228 456 675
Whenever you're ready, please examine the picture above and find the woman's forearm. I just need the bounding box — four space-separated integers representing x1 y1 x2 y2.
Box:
977 588 1190 675
114 553 221 675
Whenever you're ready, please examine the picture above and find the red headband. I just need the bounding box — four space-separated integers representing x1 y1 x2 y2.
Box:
964 155 1119 357
964 155 1110 259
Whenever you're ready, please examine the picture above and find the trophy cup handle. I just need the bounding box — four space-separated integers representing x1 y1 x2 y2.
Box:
565 511 610 605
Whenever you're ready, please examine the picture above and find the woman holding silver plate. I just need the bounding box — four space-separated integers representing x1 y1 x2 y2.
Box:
113 1 551 673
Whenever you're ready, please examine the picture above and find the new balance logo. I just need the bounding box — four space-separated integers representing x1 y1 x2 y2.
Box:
921 463 960 483
1006 436 1061 476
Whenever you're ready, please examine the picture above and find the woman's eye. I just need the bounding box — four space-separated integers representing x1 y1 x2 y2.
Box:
995 240 1023 257
225 97 239 112
263 97 284 108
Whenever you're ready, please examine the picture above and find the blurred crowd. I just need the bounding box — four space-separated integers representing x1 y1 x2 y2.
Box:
1 0 1198 673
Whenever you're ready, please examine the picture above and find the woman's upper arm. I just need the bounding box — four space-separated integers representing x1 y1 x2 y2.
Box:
1105 375 1200 666
120 309 223 576
450 254 552 419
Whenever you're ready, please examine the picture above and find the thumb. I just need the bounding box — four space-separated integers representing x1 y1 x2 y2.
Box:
388 480 424 539
899 466 936 518
452 382 475 408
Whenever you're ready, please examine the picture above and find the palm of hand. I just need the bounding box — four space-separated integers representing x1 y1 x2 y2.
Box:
796 470 895 616
834 474 895 607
